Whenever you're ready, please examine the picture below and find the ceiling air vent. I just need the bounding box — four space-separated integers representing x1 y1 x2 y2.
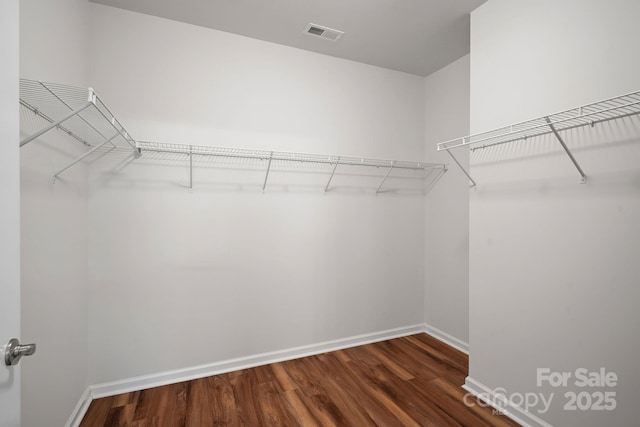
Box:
304 23 344 42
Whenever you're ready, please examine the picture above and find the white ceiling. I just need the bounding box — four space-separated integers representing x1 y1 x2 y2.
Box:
89 0 486 77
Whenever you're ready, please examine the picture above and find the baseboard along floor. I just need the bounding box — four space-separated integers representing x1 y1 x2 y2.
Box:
79 333 520 426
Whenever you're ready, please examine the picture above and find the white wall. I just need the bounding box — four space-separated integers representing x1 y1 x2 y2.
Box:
86 4 427 384
424 55 470 346
469 1 640 426
20 1 90 426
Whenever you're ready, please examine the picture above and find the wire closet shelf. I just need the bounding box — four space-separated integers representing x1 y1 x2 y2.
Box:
19 79 447 193
436 89 640 187
137 141 444 170
136 141 447 193
19 79 137 150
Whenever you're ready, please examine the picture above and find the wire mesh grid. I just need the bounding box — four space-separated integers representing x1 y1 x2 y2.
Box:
90 95 136 148
136 141 444 172
135 141 443 192
19 79 136 149
437 89 640 152
18 79 445 191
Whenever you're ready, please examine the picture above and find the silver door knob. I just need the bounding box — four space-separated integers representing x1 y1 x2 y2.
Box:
4 338 36 366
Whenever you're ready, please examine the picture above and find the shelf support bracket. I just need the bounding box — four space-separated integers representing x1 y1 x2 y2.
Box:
189 146 193 189
20 99 91 147
89 94 138 154
262 152 273 192
376 161 394 194
445 149 477 188
544 116 587 183
325 158 340 193
20 101 93 147
53 132 120 179
40 81 109 143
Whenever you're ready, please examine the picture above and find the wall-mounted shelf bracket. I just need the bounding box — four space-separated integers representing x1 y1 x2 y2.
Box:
262 152 273 192
53 132 119 179
375 161 395 194
324 157 340 192
20 100 93 147
189 145 193 189
544 116 587 183
445 149 477 188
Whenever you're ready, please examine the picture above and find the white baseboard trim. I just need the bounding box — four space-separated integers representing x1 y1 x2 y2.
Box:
68 323 469 425
424 323 469 354
463 376 553 427
65 386 92 427
89 324 425 399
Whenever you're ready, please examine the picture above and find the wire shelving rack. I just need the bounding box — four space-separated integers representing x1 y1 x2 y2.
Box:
19 79 447 194
135 141 447 192
437 89 640 187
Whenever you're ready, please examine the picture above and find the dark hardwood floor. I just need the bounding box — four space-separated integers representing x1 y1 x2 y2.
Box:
80 334 520 426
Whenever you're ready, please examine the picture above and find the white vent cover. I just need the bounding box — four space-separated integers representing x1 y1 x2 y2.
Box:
304 23 344 42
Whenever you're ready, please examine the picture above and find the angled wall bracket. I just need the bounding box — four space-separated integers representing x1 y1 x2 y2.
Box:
324 157 340 193
445 149 476 188
375 161 395 194
544 116 587 183
262 152 273 192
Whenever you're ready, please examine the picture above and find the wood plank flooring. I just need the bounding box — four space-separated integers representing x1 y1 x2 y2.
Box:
80 334 520 426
